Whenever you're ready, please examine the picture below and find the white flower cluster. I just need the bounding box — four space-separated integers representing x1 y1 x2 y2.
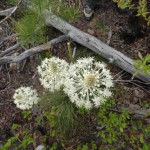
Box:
13 57 113 110
64 57 114 109
37 57 69 92
13 87 39 110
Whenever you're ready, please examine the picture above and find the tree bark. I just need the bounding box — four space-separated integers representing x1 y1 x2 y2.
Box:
44 12 150 83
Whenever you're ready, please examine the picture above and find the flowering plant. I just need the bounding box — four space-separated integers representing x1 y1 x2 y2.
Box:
13 57 113 110
64 57 114 109
11 56 114 145
13 87 39 110
37 57 69 92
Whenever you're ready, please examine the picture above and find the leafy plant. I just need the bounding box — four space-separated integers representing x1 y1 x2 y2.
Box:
133 52 150 77
76 143 89 150
137 0 149 18
113 0 134 9
113 0 150 26
0 136 17 150
1 123 34 150
6 0 20 5
98 107 130 144
97 98 150 149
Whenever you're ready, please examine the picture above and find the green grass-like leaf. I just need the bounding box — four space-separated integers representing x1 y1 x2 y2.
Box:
13 10 47 47
6 0 20 5
39 91 78 136
58 4 80 22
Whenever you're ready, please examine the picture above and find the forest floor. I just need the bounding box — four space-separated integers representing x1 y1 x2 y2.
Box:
0 0 150 149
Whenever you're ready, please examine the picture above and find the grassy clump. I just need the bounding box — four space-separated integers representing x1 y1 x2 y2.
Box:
9 0 80 47
13 11 47 47
39 91 78 137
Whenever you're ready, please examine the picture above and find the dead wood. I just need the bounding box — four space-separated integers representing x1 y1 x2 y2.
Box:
0 43 20 57
0 35 68 64
0 6 18 24
44 12 150 83
0 6 17 16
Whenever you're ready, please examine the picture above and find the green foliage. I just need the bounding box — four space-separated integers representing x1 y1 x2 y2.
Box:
91 141 97 150
11 123 21 130
139 100 150 108
76 141 98 150
133 52 150 77
146 16 150 26
2 86 150 149
22 110 31 119
1 123 34 150
0 136 17 150
39 91 78 137
13 10 46 47
1 110 36 150
113 0 150 26
92 19 109 35
58 2 80 22
137 0 149 18
97 99 150 149
76 143 89 150
44 0 80 22
16 132 34 150
46 0 64 14
113 0 134 9
6 0 20 5
50 142 58 150
8 0 80 46
98 108 130 144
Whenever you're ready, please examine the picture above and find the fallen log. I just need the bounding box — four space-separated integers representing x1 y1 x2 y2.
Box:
44 12 150 83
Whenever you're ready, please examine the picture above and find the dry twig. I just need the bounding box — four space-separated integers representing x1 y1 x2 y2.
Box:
0 43 20 57
0 6 17 16
0 6 18 24
0 35 68 64
107 26 112 45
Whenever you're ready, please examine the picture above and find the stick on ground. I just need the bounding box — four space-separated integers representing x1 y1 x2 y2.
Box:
0 35 68 64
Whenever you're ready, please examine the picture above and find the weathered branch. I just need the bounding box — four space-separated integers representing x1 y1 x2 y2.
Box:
0 43 20 57
0 6 18 24
0 35 68 64
107 26 112 45
102 106 150 117
44 12 150 83
0 6 17 16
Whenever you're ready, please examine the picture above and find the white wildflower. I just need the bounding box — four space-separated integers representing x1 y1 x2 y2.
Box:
64 57 114 109
37 57 69 92
13 87 39 110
